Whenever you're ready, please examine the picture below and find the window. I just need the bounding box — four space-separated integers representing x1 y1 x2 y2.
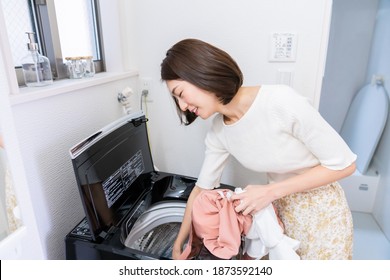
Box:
1 0 104 86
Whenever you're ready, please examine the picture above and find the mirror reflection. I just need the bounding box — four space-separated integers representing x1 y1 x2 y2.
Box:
0 132 22 241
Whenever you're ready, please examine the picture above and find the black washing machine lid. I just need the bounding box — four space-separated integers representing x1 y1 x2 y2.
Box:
69 112 155 241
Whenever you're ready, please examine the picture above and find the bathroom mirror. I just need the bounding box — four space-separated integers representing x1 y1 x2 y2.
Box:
0 129 22 242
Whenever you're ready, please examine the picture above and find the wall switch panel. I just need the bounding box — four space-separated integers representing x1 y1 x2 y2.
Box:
277 69 294 86
269 33 297 62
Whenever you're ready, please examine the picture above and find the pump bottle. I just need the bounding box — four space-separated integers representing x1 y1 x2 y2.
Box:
21 32 53 87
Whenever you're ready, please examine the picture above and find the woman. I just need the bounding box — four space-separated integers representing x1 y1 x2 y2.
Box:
160 39 356 260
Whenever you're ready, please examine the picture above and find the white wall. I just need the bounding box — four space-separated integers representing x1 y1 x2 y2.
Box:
122 0 332 187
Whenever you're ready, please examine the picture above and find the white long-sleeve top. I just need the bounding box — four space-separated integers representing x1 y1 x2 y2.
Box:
196 85 357 189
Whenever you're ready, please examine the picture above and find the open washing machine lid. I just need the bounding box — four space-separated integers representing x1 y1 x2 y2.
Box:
69 112 155 241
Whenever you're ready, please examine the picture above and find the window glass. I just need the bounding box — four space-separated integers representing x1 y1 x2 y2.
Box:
1 0 35 67
54 0 100 61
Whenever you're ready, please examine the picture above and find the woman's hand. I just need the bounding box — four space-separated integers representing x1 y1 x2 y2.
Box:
171 185 203 259
172 242 183 260
230 184 277 216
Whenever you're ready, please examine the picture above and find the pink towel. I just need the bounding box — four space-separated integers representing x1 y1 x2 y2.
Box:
179 189 252 259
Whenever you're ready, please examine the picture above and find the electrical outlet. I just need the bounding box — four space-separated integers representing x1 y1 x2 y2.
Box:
140 77 152 95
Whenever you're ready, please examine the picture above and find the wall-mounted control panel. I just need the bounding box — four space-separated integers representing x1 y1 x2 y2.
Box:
269 33 297 62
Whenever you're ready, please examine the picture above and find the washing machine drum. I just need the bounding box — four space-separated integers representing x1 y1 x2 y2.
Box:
124 200 186 259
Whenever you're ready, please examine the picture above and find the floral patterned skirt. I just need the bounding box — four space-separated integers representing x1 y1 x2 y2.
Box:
273 182 353 260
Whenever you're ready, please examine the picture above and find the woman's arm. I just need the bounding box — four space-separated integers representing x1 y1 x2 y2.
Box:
172 185 203 259
231 162 356 215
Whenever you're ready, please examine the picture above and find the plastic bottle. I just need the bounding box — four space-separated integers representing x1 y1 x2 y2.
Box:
20 32 53 87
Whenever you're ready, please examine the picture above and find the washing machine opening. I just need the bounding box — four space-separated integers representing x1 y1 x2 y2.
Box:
129 222 182 259
124 200 187 259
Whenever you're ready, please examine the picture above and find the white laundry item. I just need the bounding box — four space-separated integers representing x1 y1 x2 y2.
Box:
234 188 300 260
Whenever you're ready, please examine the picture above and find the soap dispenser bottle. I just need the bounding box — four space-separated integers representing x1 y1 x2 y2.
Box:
21 32 53 87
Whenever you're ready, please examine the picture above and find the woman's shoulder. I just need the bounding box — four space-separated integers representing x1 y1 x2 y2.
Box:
260 85 310 109
261 84 301 99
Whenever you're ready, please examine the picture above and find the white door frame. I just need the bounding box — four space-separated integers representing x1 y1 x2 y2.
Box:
0 3 44 259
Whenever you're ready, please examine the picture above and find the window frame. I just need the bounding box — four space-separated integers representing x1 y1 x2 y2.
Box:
15 0 105 86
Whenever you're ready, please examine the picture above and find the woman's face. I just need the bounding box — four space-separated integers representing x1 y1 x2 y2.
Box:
166 80 221 119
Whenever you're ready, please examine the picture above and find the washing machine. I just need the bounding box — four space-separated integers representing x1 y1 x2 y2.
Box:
65 112 232 260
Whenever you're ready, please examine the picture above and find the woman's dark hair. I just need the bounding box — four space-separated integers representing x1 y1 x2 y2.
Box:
161 38 243 125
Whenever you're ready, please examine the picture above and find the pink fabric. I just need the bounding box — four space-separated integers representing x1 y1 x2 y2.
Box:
179 189 252 259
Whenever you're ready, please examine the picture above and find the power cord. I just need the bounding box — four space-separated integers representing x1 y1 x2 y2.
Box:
140 89 149 115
